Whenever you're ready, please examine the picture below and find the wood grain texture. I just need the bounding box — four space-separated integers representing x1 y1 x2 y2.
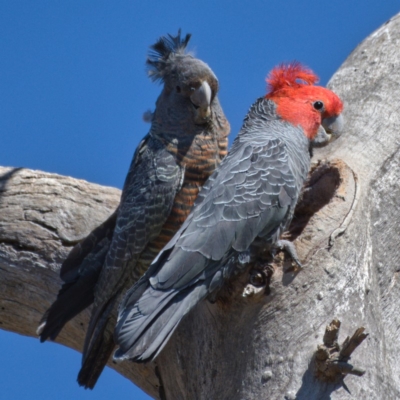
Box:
2 12 400 399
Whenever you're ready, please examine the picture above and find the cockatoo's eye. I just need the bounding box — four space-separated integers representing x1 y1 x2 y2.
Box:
176 86 181 93
313 101 324 111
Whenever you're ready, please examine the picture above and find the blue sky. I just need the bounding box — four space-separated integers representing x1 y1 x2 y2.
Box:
0 1 398 399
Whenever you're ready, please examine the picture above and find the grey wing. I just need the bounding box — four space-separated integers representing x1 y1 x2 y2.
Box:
114 138 300 361
93 134 183 305
151 137 298 290
38 135 182 342
38 210 117 341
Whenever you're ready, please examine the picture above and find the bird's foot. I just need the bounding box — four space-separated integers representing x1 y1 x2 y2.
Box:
272 240 302 268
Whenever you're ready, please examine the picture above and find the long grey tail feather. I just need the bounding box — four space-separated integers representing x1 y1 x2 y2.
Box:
38 211 117 341
77 313 117 389
37 244 109 342
38 272 98 342
114 282 209 362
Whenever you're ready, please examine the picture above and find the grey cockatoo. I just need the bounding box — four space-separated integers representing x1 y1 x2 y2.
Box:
37 31 230 389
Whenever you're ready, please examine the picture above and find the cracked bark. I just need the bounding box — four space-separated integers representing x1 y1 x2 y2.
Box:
2 13 400 399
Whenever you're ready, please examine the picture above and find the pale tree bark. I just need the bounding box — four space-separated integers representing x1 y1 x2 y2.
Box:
1 13 400 400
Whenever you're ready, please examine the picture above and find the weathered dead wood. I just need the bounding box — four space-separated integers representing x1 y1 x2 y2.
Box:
2 12 400 399
315 318 367 382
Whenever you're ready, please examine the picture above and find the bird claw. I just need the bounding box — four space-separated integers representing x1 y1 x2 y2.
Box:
273 240 302 268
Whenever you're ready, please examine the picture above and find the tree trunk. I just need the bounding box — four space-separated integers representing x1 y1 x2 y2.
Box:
2 13 400 399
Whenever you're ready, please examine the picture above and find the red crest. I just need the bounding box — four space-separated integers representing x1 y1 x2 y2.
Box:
266 62 319 95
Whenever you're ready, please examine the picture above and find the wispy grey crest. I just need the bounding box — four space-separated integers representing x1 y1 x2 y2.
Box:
147 29 192 82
